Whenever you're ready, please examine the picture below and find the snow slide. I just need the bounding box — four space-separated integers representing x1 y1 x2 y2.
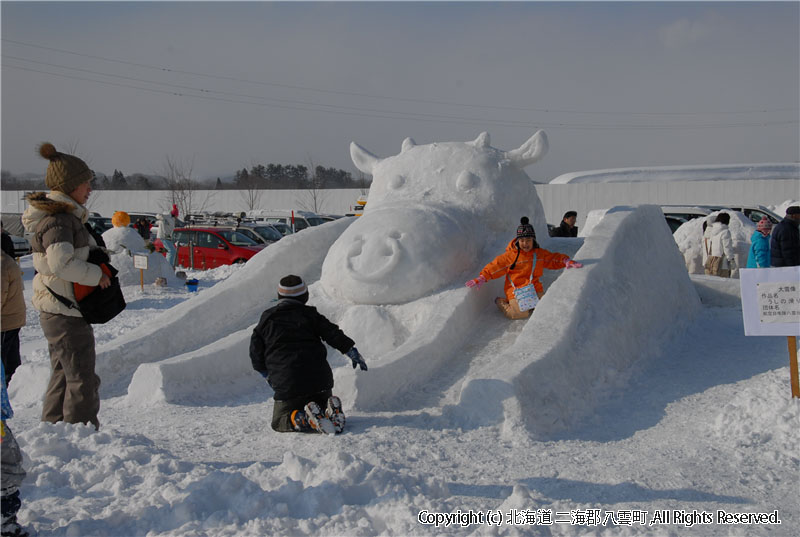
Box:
450 205 703 439
97 217 354 396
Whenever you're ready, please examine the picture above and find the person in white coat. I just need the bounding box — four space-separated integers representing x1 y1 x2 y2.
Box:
156 204 178 268
702 212 736 278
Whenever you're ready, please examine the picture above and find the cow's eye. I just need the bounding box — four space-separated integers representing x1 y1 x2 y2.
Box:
456 171 480 191
388 175 406 190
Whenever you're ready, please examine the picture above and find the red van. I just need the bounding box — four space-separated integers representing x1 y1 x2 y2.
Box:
154 227 264 270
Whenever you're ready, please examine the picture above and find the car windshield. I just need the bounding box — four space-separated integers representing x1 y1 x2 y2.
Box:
254 226 283 241
216 230 259 246
306 217 327 226
270 222 293 235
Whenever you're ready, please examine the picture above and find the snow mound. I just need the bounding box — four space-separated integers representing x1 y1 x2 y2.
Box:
102 226 182 286
450 205 702 438
17 422 447 537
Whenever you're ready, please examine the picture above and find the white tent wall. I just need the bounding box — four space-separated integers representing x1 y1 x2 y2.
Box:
2 179 798 224
534 178 799 229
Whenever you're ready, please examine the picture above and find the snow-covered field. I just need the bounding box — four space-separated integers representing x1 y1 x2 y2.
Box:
6 135 799 535
6 231 799 536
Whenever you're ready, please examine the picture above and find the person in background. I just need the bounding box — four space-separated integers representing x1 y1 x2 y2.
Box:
134 217 151 241
21 142 109 430
156 205 178 268
770 205 800 267
1 252 25 386
550 210 578 237
250 275 367 435
746 216 772 268
1 361 28 537
702 213 736 277
466 217 583 320
0 226 15 260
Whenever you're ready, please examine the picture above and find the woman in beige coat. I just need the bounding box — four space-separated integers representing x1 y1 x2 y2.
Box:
1 251 26 385
22 143 110 429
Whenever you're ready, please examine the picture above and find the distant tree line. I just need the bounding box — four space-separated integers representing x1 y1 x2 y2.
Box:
1 163 370 191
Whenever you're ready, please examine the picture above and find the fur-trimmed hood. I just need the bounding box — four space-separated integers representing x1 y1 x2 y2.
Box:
23 191 88 233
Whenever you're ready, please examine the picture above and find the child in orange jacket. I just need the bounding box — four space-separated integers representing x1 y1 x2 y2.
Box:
466 217 582 319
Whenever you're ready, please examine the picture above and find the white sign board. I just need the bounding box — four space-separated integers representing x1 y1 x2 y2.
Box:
133 254 149 270
740 267 800 336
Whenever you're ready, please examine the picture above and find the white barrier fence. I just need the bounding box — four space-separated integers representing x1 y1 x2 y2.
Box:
2 178 798 226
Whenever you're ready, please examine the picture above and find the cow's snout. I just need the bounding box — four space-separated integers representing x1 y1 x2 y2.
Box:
321 206 478 304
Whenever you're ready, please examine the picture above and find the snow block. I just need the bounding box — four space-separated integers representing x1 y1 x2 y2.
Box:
453 205 702 438
96 217 354 397
126 327 264 406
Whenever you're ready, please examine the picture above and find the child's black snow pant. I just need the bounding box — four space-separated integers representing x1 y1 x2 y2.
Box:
271 389 332 432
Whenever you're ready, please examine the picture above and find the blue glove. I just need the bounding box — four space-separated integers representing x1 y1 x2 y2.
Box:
345 347 368 371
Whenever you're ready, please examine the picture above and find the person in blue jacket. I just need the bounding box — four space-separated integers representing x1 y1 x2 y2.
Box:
746 216 772 268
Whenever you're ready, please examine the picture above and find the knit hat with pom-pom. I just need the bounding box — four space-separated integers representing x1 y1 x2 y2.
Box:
39 142 93 194
112 211 131 228
516 216 536 239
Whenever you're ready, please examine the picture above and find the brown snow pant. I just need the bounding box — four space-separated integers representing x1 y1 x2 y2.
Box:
271 389 332 432
39 312 100 429
495 294 542 320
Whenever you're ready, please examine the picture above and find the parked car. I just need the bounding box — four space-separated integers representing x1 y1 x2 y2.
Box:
247 210 327 231
664 215 689 234
7 234 31 257
263 221 294 237
725 205 782 225
87 216 114 235
660 205 716 222
204 223 284 246
153 227 265 270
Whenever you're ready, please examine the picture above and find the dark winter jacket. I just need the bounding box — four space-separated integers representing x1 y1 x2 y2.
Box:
770 217 799 267
550 221 578 237
249 298 355 400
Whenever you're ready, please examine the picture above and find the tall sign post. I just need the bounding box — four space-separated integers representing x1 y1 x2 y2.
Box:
740 267 800 398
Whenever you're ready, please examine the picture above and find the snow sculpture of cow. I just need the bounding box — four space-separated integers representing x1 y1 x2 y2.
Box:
320 131 549 304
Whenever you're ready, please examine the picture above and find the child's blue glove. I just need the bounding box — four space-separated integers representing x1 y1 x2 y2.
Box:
345 347 368 371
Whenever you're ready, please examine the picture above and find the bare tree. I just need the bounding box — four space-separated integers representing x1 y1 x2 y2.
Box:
296 155 327 214
238 160 263 211
160 155 215 216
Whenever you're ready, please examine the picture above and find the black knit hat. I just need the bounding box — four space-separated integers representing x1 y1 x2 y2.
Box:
277 274 309 303
516 217 536 239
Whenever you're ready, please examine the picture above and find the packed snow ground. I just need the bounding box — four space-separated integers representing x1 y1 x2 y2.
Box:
6 220 799 536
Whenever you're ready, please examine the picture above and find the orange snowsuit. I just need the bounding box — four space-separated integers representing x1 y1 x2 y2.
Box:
479 239 570 302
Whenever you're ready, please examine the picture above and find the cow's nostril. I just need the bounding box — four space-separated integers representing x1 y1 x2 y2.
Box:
388 231 401 240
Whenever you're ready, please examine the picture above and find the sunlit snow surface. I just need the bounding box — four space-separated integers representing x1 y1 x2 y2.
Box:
6 139 799 535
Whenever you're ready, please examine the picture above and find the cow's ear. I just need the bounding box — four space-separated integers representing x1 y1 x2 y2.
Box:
401 137 416 153
505 130 548 168
469 132 490 148
350 142 381 174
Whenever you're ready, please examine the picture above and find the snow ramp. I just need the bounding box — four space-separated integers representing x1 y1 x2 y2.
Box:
449 205 702 439
96 217 354 396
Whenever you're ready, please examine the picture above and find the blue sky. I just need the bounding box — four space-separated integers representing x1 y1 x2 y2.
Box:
2 2 798 182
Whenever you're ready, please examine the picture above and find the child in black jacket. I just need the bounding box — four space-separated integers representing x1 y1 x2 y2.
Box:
250 275 367 434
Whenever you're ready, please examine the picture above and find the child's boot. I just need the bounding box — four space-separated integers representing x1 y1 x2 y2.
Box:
1 515 29 537
290 409 312 432
304 402 335 434
326 396 346 434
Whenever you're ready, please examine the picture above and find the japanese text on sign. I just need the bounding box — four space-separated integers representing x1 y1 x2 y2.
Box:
756 282 799 324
